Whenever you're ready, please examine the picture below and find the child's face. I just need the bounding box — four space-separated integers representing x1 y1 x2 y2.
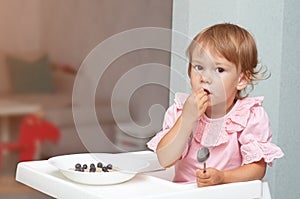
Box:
189 46 247 109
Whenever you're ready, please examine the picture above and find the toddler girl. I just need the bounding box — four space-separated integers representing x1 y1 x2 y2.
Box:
147 23 284 187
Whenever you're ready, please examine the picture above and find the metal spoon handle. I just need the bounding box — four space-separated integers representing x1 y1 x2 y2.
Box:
203 162 206 173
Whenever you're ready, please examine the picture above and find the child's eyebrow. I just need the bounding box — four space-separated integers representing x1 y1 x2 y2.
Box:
190 60 205 66
214 61 224 65
214 60 236 70
190 59 202 64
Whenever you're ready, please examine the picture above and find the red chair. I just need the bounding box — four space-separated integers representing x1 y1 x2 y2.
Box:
0 114 60 167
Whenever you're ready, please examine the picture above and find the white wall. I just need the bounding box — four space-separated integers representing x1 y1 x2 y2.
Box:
275 0 300 198
171 0 300 198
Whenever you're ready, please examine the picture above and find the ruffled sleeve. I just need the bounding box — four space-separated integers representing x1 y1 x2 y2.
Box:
146 93 189 151
238 98 284 166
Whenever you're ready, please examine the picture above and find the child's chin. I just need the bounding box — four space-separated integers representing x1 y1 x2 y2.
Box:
207 100 225 108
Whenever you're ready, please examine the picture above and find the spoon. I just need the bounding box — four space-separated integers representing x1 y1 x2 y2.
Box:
197 147 210 173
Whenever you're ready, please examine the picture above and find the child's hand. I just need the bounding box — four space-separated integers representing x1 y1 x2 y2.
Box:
196 168 224 187
182 89 208 123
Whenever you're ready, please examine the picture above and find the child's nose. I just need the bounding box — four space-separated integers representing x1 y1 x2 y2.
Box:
200 71 212 83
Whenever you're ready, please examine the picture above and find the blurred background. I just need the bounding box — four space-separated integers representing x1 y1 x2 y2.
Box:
0 0 172 198
0 0 300 199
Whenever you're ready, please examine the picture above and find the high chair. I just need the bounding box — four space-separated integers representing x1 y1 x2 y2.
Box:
0 114 60 168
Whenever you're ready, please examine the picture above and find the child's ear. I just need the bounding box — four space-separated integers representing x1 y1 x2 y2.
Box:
236 73 250 91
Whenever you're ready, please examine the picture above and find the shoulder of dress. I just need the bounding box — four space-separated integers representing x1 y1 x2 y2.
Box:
225 96 265 132
237 96 264 108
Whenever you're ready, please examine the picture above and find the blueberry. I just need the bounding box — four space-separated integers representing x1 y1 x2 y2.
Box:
75 163 81 169
90 163 95 168
89 167 96 172
82 164 88 169
80 168 85 172
97 162 103 168
102 167 109 172
106 164 113 169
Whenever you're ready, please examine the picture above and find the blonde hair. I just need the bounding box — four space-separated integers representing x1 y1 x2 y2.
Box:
187 23 269 99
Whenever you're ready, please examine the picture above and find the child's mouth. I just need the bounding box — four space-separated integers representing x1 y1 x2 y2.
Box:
203 88 211 95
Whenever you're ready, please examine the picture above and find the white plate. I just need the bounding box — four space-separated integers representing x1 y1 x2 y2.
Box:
48 153 149 185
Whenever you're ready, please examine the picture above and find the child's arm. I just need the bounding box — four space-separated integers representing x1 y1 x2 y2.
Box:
156 115 194 167
196 159 266 187
156 89 208 168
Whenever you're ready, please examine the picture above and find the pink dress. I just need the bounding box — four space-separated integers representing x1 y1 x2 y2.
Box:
147 93 284 183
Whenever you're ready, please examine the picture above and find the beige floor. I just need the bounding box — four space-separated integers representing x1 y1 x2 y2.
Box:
0 152 53 199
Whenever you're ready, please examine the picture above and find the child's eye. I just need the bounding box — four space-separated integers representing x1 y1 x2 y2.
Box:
193 65 203 71
216 67 225 73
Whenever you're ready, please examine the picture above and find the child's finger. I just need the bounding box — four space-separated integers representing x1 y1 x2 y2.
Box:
195 88 207 97
196 169 210 179
197 177 211 184
195 92 208 105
